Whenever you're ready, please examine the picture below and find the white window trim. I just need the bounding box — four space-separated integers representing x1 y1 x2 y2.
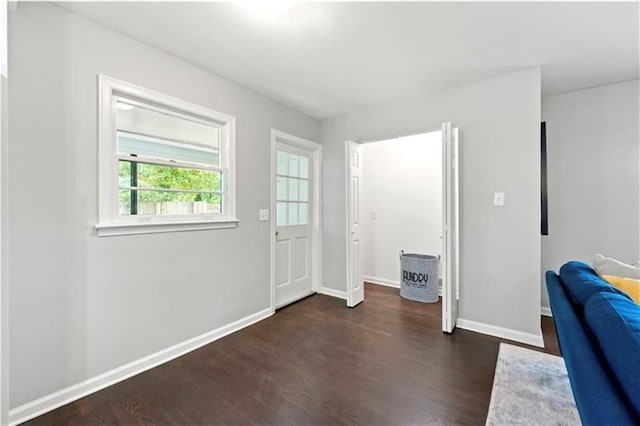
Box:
96 74 237 237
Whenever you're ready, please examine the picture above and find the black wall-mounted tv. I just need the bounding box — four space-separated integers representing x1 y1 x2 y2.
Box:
541 121 548 236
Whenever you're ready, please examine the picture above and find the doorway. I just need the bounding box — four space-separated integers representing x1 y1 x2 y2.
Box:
270 130 323 310
345 123 459 333
362 131 443 290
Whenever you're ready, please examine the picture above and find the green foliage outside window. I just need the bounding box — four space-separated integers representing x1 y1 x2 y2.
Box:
119 160 221 204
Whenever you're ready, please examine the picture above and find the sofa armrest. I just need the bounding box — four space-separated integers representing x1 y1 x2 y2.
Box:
546 271 636 425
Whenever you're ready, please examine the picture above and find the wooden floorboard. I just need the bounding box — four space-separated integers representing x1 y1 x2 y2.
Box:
23 283 560 425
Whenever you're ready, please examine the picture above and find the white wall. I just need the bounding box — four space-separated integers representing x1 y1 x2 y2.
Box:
322 68 542 340
541 80 640 309
8 3 319 409
0 1 7 422
362 132 442 287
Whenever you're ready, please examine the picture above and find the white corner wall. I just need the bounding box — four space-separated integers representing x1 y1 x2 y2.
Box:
322 68 542 341
0 1 7 423
362 132 442 287
541 80 640 309
8 2 319 411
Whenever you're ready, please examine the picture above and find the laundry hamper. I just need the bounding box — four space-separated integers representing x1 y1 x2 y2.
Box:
399 250 440 303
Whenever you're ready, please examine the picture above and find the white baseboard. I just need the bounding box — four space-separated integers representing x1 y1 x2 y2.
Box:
319 287 347 300
456 318 545 348
9 308 274 426
363 276 399 288
541 306 553 317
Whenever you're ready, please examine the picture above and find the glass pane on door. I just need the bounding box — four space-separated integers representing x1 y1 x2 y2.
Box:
288 155 299 177
288 179 299 201
277 151 288 175
299 203 308 224
277 202 287 226
299 157 309 178
288 203 299 225
276 176 288 200
299 180 309 202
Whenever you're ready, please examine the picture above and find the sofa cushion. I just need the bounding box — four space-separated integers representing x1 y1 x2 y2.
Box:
602 275 640 304
559 261 632 311
585 292 640 419
593 254 640 279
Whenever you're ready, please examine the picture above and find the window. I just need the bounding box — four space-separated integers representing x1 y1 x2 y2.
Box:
97 75 237 236
276 150 310 226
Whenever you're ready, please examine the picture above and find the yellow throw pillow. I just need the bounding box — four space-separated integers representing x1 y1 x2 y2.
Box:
602 275 640 304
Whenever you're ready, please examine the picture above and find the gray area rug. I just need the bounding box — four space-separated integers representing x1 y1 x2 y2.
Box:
485 343 580 426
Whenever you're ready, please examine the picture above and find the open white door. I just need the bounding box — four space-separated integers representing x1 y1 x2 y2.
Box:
442 122 460 333
346 140 364 307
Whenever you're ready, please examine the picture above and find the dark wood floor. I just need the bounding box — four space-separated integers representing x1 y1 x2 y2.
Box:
25 283 560 425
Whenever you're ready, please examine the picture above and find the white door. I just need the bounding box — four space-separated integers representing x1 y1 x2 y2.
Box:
346 141 364 307
275 143 314 308
442 122 460 333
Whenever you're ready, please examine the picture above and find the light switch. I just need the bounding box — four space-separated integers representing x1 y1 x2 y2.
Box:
371 211 377 220
494 192 505 206
259 209 269 221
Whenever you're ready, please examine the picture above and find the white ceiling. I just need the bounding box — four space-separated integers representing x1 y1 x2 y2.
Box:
56 1 639 120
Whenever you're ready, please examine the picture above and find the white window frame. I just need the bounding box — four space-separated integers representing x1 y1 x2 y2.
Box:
96 74 237 237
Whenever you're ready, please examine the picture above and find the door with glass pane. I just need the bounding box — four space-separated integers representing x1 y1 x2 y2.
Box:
275 142 313 308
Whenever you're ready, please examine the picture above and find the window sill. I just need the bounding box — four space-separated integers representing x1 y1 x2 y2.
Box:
95 219 239 237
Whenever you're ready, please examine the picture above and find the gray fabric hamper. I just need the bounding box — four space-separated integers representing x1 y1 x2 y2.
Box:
399 251 439 303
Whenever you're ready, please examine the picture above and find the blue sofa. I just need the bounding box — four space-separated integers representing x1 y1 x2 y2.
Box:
546 261 640 425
